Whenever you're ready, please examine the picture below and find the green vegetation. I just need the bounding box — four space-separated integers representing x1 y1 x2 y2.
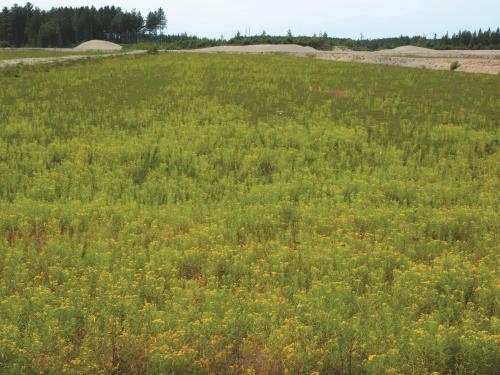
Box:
0 53 499 374
2 3 500 50
450 61 461 71
124 29 500 52
0 3 163 47
146 47 159 55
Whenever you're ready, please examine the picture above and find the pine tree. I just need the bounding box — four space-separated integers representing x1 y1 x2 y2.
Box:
156 7 166 35
145 11 158 35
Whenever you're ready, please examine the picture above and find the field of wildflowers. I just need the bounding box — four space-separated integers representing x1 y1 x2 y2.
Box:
0 53 499 374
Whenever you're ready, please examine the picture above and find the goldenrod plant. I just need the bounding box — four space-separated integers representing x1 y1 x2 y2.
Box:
0 53 498 374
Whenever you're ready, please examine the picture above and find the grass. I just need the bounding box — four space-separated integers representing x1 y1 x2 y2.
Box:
0 53 499 374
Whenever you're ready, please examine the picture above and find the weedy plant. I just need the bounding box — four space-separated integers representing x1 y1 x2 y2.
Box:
450 60 461 70
0 53 499 374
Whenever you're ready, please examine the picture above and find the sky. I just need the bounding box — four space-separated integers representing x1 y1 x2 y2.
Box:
3 0 500 39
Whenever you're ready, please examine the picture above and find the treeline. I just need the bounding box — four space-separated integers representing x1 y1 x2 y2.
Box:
1 2 499 50
227 29 500 51
0 3 165 47
134 29 500 51
344 29 500 50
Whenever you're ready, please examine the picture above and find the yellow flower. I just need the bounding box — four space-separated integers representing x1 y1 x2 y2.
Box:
70 358 81 366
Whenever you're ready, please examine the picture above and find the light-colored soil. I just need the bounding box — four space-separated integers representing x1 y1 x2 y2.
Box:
192 44 318 54
1 44 499 74
189 44 500 74
376 45 500 57
317 49 500 75
0 50 143 68
74 40 122 51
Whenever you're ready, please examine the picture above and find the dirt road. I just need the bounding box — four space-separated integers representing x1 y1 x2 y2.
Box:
0 50 144 68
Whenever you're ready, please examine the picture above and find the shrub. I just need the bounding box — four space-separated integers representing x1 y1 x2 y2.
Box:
0 40 11 48
450 61 460 71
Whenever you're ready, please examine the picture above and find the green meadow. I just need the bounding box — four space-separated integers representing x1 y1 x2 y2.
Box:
0 54 499 374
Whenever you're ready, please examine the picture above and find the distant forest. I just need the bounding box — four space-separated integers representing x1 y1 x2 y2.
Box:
0 3 165 46
159 30 500 51
1 2 500 50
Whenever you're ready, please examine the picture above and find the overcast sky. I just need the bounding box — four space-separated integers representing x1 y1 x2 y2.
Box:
3 0 499 39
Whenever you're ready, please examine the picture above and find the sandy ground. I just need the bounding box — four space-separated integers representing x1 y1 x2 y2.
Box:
189 44 500 75
192 44 319 54
0 50 144 68
321 46 500 74
1 44 499 74
74 40 122 51
0 47 77 52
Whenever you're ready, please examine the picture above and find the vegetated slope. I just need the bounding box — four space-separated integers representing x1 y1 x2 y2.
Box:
0 54 498 374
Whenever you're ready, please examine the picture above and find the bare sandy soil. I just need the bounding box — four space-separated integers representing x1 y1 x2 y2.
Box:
0 50 143 68
190 44 500 75
376 45 500 57
1 44 499 74
192 44 318 54
318 50 500 75
74 40 122 51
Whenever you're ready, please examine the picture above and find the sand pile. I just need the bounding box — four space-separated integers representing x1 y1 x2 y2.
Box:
74 40 122 51
375 45 439 55
193 44 318 54
391 45 435 53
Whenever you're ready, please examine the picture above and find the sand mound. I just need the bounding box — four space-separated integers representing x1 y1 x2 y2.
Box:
193 44 318 54
392 45 435 53
376 45 440 55
74 40 122 51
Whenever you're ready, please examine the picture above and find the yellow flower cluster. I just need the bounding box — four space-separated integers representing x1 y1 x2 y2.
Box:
0 53 498 374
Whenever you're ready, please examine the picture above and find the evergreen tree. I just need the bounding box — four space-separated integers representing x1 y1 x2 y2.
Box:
145 11 158 35
157 7 166 35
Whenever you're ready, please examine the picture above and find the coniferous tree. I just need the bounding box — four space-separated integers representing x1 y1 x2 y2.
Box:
157 8 166 35
145 11 158 35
